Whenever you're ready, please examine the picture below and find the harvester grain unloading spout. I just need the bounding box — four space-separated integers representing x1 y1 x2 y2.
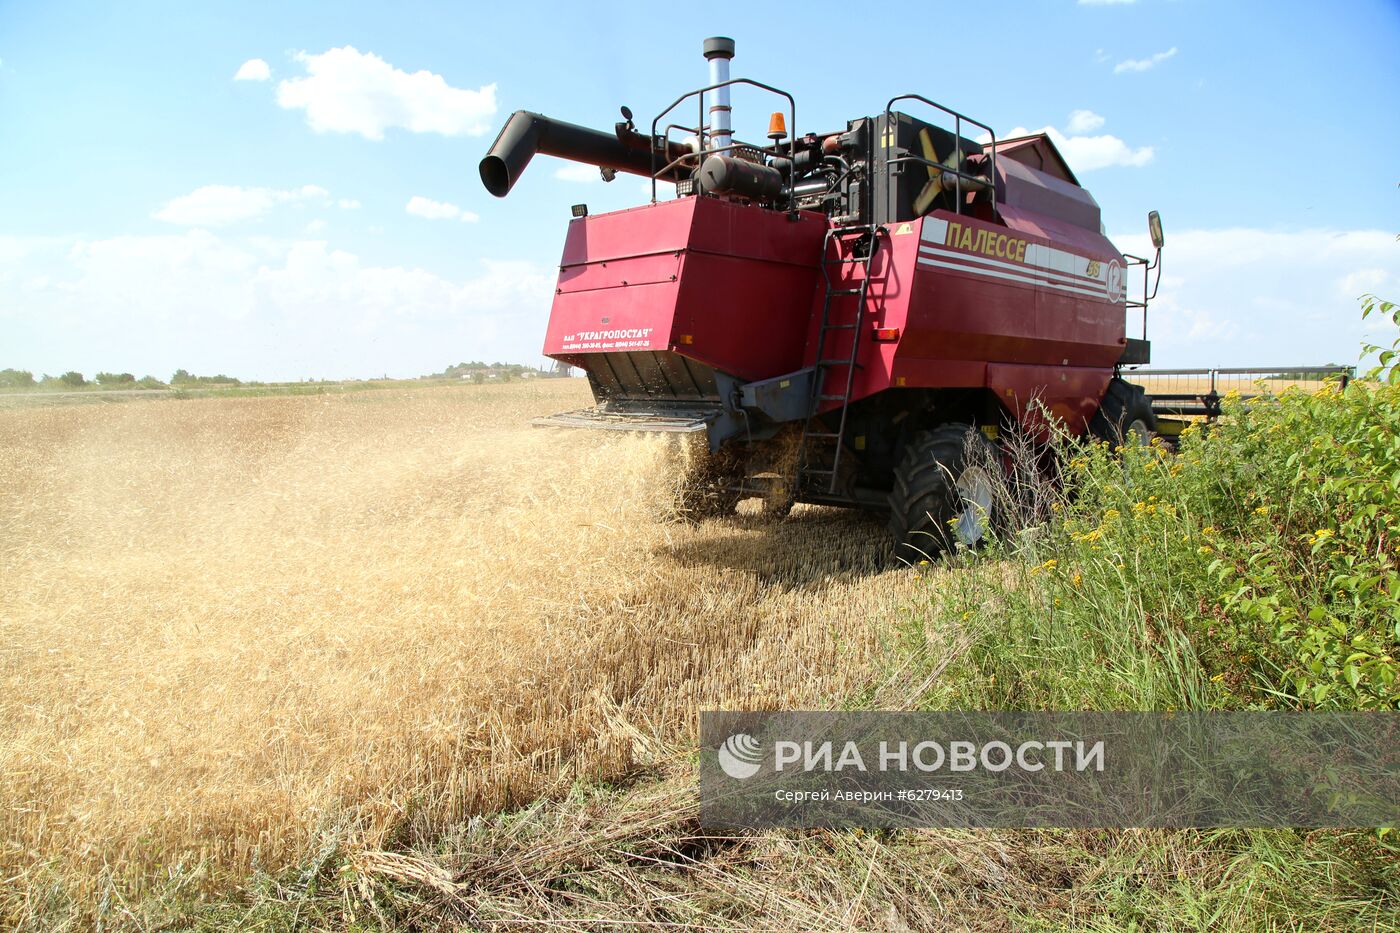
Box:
479 111 693 197
478 36 1170 560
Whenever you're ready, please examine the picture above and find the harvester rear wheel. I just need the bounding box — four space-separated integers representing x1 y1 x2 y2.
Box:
887 423 999 563
1090 378 1156 449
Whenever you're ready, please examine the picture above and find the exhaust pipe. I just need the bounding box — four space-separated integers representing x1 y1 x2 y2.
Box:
479 111 689 198
703 37 735 152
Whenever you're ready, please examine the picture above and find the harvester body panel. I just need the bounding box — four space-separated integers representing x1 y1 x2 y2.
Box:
545 197 825 385
804 207 1125 433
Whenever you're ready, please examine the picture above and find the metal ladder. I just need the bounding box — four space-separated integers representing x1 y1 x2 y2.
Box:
795 224 884 496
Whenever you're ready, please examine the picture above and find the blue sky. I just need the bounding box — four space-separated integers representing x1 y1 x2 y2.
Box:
2 0 1397 380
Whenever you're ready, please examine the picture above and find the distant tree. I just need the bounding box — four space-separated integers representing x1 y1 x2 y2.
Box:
136 375 167 389
95 372 136 386
58 371 87 387
170 369 240 386
0 368 35 388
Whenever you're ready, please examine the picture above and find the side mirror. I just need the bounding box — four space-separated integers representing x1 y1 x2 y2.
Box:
1148 210 1165 250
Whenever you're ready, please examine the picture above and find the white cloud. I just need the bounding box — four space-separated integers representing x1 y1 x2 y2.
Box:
0 231 553 380
234 58 270 81
1066 109 1106 134
404 196 479 222
554 164 602 183
1114 47 1178 74
276 46 496 140
2 225 1395 381
154 184 331 227
1337 267 1394 299
1110 228 1399 367
337 198 361 210
1002 123 1154 170
985 112 1152 171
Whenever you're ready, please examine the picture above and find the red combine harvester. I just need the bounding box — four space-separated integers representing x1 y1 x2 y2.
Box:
480 37 1167 559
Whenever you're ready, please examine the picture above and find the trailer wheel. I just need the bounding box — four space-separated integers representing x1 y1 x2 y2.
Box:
888 423 999 563
1090 378 1156 449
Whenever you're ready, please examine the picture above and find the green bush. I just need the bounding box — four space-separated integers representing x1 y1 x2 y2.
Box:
904 378 1399 714
0 368 36 388
1007 382 1400 712
1179 384 1400 709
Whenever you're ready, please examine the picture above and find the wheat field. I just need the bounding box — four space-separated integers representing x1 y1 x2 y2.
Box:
0 380 918 912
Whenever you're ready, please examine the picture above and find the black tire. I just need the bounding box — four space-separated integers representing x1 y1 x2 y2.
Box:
887 424 999 563
1090 378 1156 449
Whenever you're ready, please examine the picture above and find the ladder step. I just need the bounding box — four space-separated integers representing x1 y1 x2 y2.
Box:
817 394 848 401
805 468 837 476
821 323 857 330
805 432 841 440
828 288 863 296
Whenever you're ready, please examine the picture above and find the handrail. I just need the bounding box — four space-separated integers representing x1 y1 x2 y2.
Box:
1127 366 1354 378
650 77 797 209
1123 249 1163 340
1125 365 1354 419
882 94 998 221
